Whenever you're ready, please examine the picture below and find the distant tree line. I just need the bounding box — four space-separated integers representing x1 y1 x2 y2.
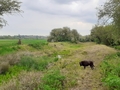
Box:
47 27 91 43
0 35 47 39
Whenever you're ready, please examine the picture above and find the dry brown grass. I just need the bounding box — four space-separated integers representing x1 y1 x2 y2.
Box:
0 71 43 90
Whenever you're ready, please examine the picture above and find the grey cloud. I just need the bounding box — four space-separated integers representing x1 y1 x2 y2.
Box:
22 0 98 23
1 0 105 36
53 0 79 4
53 0 90 4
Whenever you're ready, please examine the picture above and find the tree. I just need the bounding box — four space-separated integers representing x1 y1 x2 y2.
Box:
0 0 22 28
96 0 120 46
62 27 71 41
70 29 80 43
90 25 120 46
97 0 120 29
47 27 80 43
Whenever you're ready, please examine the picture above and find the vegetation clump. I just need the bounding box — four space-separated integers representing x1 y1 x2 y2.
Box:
101 53 120 90
40 70 65 90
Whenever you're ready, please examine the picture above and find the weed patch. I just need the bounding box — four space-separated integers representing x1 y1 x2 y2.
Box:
0 65 23 85
39 70 65 90
17 56 57 71
101 53 120 90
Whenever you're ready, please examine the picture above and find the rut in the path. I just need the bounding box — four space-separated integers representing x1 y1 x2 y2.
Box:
67 45 116 90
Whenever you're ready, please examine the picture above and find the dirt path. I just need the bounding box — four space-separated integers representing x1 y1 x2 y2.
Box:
69 44 116 90
48 43 116 90
51 43 116 90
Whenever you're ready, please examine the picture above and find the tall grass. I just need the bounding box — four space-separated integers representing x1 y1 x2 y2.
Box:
39 70 65 90
101 52 120 90
0 65 24 85
0 55 58 85
17 56 54 71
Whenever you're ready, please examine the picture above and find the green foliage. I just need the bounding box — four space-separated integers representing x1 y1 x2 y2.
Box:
52 50 71 58
40 70 65 90
26 39 48 49
0 65 23 85
91 25 120 46
97 0 120 29
0 55 57 85
0 39 47 55
0 46 14 55
59 50 71 56
0 0 22 27
114 46 120 50
0 62 9 74
47 27 80 43
28 42 47 49
101 53 120 90
79 35 91 42
18 56 48 71
54 57 59 62
95 0 120 46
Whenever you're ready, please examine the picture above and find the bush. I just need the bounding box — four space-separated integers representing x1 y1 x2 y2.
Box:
0 71 42 90
17 56 40 71
28 42 48 49
0 47 14 55
0 65 23 85
18 56 55 71
40 70 65 90
54 57 59 62
0 62 10 74
114 46 120 50
101 53 120 90
116 52 120 57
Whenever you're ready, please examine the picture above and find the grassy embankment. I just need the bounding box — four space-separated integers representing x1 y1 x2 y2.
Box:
0 39 119 90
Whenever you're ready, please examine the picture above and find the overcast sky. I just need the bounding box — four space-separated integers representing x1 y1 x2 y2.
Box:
0 0 105 36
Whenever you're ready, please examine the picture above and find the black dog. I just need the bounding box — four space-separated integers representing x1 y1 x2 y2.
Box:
79 60 94 69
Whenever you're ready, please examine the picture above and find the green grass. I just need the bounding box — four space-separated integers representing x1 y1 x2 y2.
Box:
0 39 18 47
101 53 120 90
0 55 58 85
0 39 47 55
0 65 24 85
0 39 47 45
18 56 56 71
0 41 117 90
39 70 65 90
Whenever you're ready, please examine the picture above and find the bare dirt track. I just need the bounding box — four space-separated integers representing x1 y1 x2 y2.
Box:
51 42 116 90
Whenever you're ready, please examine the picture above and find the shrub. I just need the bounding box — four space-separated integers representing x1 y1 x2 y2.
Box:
101 53 120 90
17 56 55 71
28 43 41 49
114 46 120 50
54 57 59 62
0 65 23 85
0 47 14 55
28 42 48 49
116 52 120 57
0 71 42 90
17 56 39 71
40 70 65 90
0 62 10 74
